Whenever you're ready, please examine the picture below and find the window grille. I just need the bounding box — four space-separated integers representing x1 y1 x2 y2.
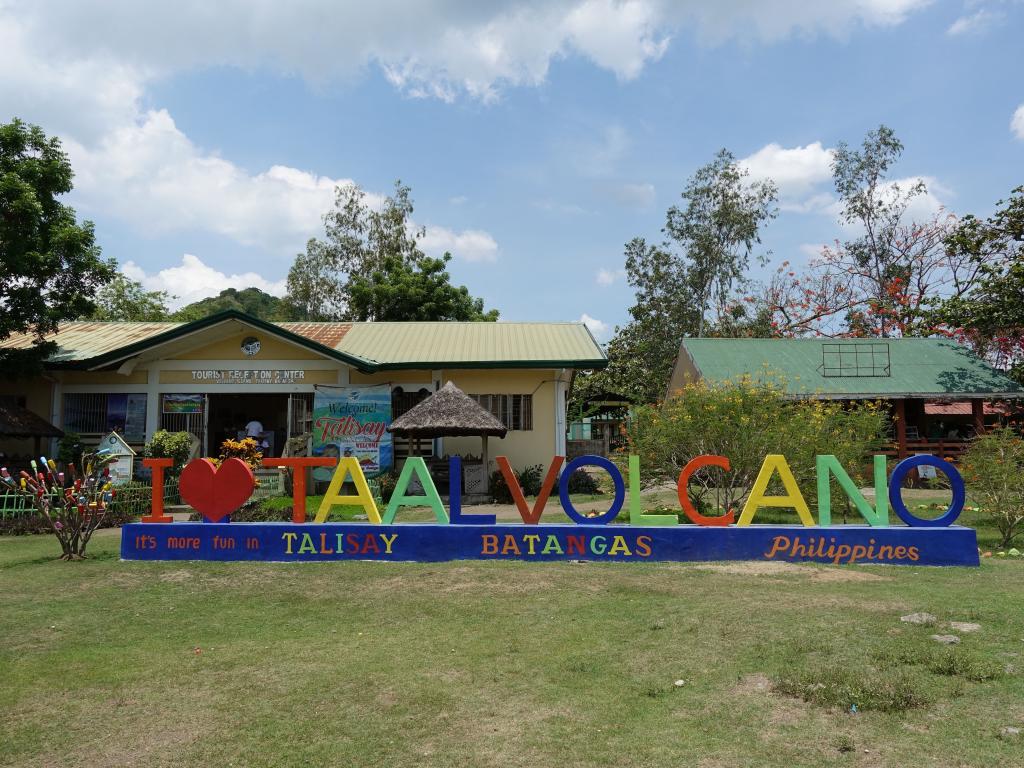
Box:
820 343 891 377
470 394 533 431
63 393 147 440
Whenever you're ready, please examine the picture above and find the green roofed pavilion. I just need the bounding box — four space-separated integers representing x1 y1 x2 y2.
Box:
668 337 1024 461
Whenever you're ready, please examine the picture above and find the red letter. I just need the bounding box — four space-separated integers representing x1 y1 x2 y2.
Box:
262 457 337 523
677 455 735 526
497 455 564 524
141 458 174 523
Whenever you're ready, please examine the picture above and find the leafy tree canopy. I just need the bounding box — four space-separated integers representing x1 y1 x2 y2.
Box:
935 185 1024 380
0 118 114 376
348 253 499 322
172 287 290 322
88 274 171 321
575 150 777 409
285 180 497 322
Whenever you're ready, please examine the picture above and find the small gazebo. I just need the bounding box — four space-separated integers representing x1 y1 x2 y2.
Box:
0 402 64 461
387 381 507 471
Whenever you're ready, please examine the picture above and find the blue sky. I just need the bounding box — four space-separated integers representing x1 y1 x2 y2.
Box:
2 0 1022 338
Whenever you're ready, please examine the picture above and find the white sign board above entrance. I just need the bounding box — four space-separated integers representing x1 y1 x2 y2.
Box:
190 370 306 384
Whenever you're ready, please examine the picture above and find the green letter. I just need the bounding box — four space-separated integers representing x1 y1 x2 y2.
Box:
816 454 888 527
383 457 449 524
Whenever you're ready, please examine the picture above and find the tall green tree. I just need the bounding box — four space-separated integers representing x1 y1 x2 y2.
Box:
348 253 498 322
88 274 171 321
0 119 114 376
285 180 496 322
936 186 1024 380
576 151 777 409
665 148 778 337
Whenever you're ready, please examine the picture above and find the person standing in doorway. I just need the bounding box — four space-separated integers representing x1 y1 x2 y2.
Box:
245 417 264 440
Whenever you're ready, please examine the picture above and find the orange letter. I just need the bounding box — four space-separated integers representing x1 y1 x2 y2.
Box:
497 455 564 524
141 458 174 523
262 457 337 523
677 455 735 526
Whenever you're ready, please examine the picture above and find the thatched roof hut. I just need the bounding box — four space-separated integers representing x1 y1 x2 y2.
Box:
388 382 506 469
388 382 507 438
0 403 63 439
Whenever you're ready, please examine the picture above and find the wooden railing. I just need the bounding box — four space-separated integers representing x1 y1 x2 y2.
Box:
878 439 970 461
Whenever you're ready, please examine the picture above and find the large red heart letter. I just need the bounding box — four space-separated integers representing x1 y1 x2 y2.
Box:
178 458 255 523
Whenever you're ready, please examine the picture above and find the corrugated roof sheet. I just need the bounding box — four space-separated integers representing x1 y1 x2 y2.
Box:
277 322 352 348
679 338 1024 397
0 316 605 369
335 322 606 366
0 322 183 363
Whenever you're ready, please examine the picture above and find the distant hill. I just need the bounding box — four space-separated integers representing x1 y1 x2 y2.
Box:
172 287 290 322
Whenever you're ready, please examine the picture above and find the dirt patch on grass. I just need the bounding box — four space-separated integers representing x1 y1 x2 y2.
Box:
732 672 773 695
687 561 889 582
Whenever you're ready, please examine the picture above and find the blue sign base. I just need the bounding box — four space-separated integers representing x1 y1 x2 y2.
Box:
121 523 980 567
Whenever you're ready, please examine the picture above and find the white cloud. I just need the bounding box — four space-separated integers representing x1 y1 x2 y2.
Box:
946 9 1000 36
740 142 951 219
579 313 609 338
1012 104 1024 141
739 142 835 211
1 1 935 109
66 110 350 252
571 124 632 177
798 243 826 260
420 226 499 262
122 254 287 310
609 182 657 208
596 268 626 286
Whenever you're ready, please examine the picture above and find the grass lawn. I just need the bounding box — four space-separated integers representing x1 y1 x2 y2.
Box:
2 493 1023 767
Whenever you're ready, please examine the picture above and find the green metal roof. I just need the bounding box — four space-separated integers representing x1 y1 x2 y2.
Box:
677 338 1024 398
0 311 606 371
336 322 606 369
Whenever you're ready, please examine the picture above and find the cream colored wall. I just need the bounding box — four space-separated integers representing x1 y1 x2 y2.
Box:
0 377 56 456
350 370 434 386
159 369 338 385
440 369 563 472
56 370 148 385
169 332 326 361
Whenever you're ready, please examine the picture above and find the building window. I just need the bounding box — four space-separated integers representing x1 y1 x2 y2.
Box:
470 394 533 431
63 393 147 441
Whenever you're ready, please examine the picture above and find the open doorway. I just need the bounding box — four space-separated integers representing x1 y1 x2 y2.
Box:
207 393 289 457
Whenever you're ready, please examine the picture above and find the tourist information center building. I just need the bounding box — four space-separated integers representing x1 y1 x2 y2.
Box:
0 310 607 473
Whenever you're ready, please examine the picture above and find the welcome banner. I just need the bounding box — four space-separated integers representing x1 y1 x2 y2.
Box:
311 385 393 480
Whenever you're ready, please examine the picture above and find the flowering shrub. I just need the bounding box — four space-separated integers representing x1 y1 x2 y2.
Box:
961 427 1024 549
628 374 887 517
214 438 263 474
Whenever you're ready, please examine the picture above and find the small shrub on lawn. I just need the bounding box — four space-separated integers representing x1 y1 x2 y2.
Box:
927 649 1003 682
960 427 1024 549
773 667 930 712
145 430 193 475
517 464 544 497
566 468 600 495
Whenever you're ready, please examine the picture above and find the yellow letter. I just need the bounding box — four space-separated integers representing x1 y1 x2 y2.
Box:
738 454 815 527
315 457 381 523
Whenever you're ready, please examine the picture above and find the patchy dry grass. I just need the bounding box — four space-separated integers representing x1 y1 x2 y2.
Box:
2 529 1024 767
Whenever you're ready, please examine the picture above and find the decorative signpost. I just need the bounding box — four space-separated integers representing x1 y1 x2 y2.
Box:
121 451 980 567
100 431 136 484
